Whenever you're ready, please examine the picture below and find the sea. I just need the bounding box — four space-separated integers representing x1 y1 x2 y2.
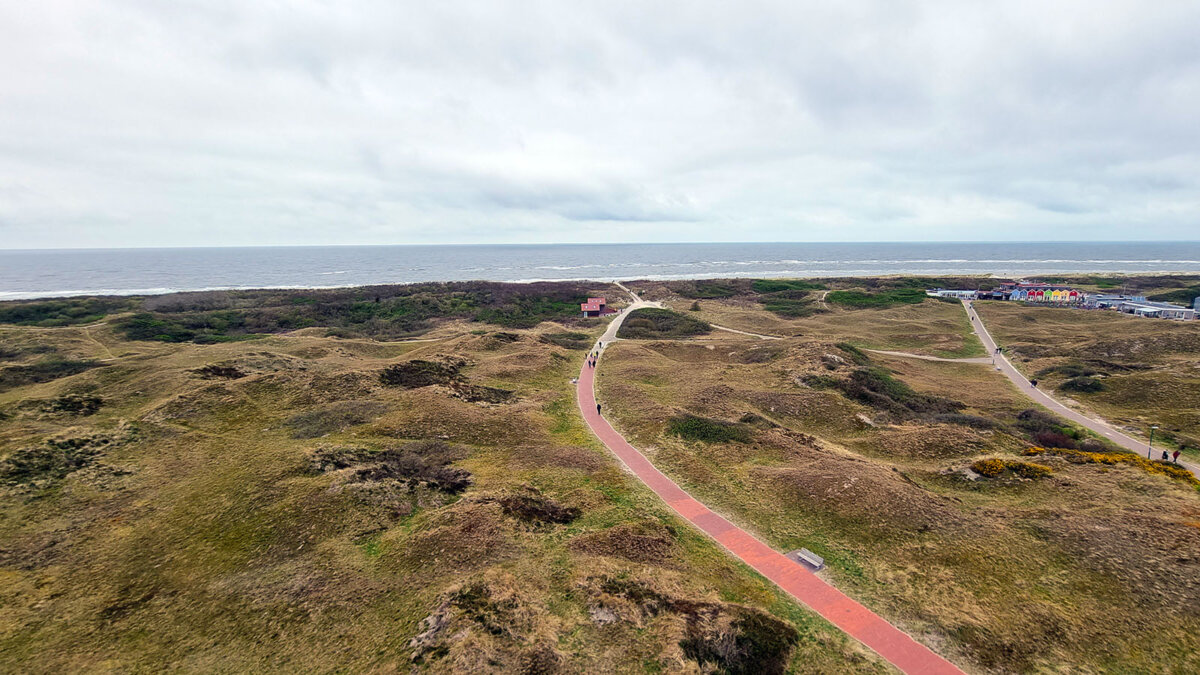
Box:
2 241 1199 301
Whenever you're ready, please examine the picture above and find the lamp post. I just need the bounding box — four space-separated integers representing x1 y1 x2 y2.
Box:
1148 425 1159 459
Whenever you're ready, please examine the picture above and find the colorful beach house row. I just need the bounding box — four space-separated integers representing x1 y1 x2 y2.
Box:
1002 282 1084 304
580 297 613 317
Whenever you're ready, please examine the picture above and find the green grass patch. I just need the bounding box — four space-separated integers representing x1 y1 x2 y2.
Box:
1148 284 1200 305
667 415 751 443
0 297 134 326
826 287 927 309
750 279 825 294
114 281 597 342
675 281 741 299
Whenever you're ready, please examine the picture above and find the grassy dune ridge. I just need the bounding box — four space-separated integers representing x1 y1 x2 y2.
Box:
0 285 886 673
3 274 1200 673
597 274 1200 673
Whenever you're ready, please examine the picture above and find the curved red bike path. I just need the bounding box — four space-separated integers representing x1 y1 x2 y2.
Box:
576 351 964 674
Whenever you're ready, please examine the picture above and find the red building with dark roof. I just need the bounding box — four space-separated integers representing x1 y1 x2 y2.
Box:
581 297 608 317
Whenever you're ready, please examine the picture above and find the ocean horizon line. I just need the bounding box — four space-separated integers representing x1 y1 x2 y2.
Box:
4 239 1200 253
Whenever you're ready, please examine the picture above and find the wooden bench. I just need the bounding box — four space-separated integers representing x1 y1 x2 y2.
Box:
786 548 825 571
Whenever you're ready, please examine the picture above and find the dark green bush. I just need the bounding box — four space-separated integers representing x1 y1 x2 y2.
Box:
540 331 591 350
1059 376 1105 393
667 415 751 443
0 359 101 392
835 367 964 418
800 374 839 389
1036 363 1102 378
1015 409 1084 445
759 295 818 318
0 298 133 327
681 607 799 675
617 308 711 339
1148 285 1200 305
40 394 103 416
835 342 871 365
379 360 463 388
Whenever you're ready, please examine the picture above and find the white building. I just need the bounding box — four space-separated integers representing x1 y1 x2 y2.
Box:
1116 300 1197 320
926 289 977 299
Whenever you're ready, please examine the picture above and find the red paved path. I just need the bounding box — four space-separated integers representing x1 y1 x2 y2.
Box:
576 352 964 675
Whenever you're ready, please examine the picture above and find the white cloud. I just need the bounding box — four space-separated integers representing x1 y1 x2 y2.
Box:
1 0 1198 248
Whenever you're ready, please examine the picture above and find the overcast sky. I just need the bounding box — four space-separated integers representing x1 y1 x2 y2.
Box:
2 1 1198 248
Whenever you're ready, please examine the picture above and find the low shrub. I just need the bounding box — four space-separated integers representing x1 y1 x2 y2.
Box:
540 331 591 350
285 401 390 438
835 342 870 365
1024 447 1198 487
675 281 741 299
667 415 751 443
1059 376 1105 393
1011 461 1053 478
1015 409 1084 446
799 374 838 389
1032 430 1078 449
0 358 101 392
312 442 472 493
931 413 999 430
751 279 825 293
760 294 819 318
1148 284 1200 305
380 359 463 388
40 394 103 416
192 364 247 379
495 492 580 524
616 308 711 339
836 367 964 418
1035 362 1102 378
0 443 100 485
972 458 1007 477
0 297 133 327
971 458 1052 479
826 287 927 309
110 282 594 342
450 383 515 404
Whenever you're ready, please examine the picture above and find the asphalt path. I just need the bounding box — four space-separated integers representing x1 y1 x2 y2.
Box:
964 300 1197 476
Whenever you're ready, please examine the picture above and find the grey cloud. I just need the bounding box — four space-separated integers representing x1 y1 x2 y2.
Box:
1 0 1199 248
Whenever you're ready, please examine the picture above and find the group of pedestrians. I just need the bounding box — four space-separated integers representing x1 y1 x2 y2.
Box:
1161 449 1183 463
586 342 603 369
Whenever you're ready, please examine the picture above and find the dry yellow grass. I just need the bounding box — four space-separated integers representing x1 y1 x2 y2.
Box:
975 301 1200 458
596 301 1200 673
0 317 887 672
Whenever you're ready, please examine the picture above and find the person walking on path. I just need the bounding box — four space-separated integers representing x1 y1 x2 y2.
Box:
1174 450 1182 463
1162 450 1170 461
596 402 602 416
